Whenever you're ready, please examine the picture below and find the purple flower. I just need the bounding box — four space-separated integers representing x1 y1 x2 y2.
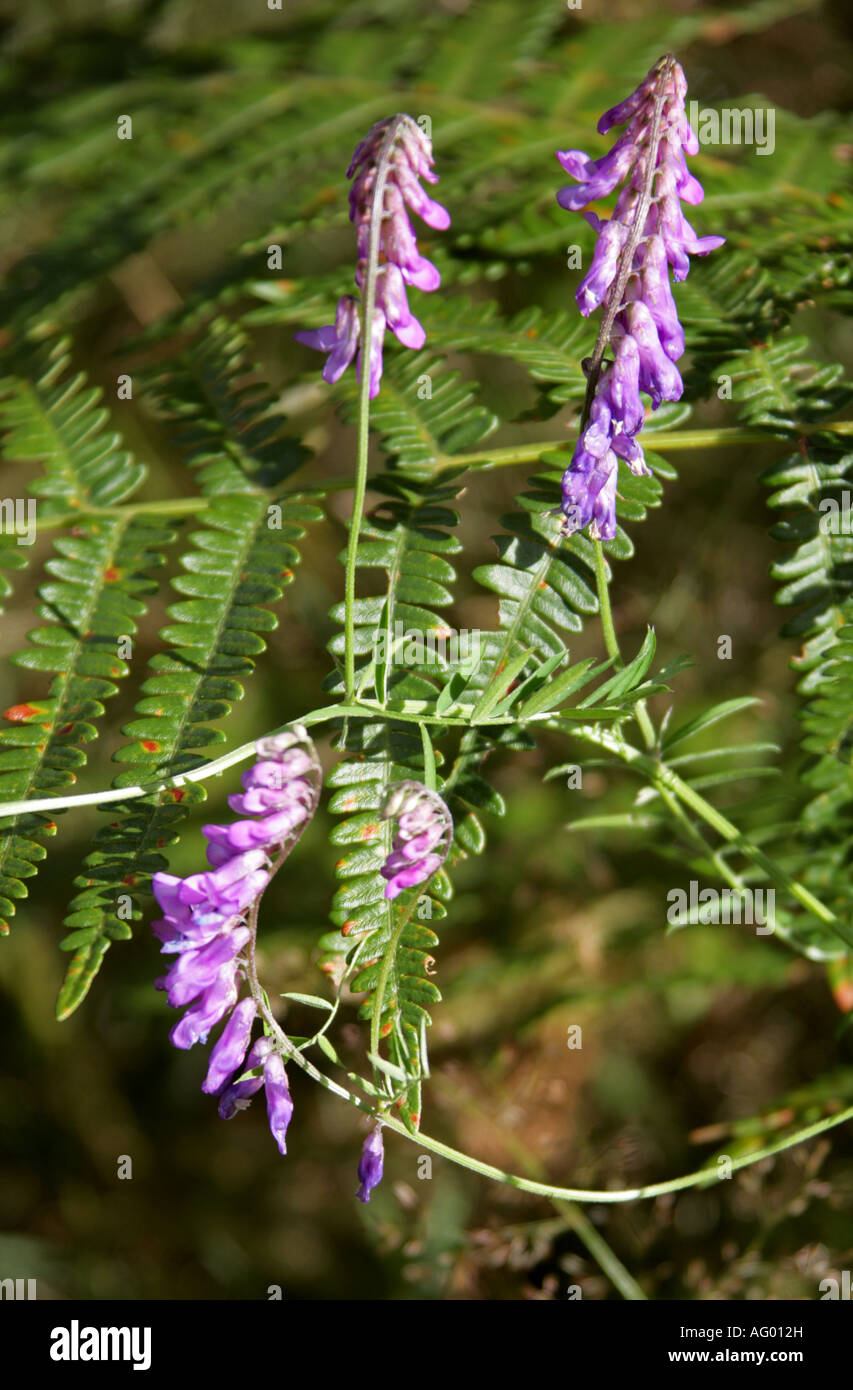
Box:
561 443 621 542
356 1126 385 1203
217 1035 273 1119
555 55 724 540
293 296 360 385
150 727 321 1158
263 1050 294 1156
295 114 449 398
202 997 257 1095
379 780 453 900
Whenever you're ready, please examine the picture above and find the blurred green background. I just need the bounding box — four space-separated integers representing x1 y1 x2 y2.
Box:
1 0 853 1300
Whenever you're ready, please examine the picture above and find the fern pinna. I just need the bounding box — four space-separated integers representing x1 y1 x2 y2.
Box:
3 0 853 1285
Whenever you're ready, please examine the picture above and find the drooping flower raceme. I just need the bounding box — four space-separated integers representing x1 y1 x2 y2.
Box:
379 780 453 900
150 726 320 1154
295 114 450 398
556 55 724 540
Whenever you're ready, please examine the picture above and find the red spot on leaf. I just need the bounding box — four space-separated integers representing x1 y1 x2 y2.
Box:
380 1020 393 1037
360 822 379 840
103 567 120 582
141 740 160 752
171 788 186 802
3 703 40 722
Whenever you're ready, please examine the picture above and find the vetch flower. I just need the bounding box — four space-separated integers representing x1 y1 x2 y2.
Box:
150 727 321 1154
295 114 449 399
555 55 724 540
202 996 257 1095
217 1035 273 1119
263 1050 294 1156
356 1126 385 1203
293 296 360 387
379 779 453 901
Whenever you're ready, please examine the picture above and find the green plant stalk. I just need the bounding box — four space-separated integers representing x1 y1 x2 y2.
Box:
20 420 853 541
442 420 853 472
592 540 656 750
4 715 847 946
240 982 853 1205
553 1200 647 1299
0 698 646 818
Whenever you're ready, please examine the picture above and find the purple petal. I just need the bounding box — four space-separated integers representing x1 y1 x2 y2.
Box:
263 1051 294 1156
202 997 257 1095
356 1127 385 1203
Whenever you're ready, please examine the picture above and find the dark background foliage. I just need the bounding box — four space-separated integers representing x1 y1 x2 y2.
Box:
1 0 852 1300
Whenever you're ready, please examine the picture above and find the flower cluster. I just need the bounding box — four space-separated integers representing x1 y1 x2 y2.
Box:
556 56 724 540
295 114 449 398
150 726 321 1154
380 780 453 900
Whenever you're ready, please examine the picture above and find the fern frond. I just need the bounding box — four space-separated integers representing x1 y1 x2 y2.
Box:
0 334 145 513
141 316 308 494
55 491 320 1018
0 337 160 931
49 334 319 1015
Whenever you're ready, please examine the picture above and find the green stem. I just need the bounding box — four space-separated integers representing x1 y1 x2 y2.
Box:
592 539 656 751
0 698 637 820
345 360 372 702
18 422 853 541
442 420 853 472
656 782 747 896
238 1002 853 1204
553 1201 647 1300
592 540 622 667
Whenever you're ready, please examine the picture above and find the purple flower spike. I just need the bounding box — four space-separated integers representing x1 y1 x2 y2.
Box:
150 725 321 1147
295 114 449 399
555 55 724 539
356 1126 385 1203
379 780 453 901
